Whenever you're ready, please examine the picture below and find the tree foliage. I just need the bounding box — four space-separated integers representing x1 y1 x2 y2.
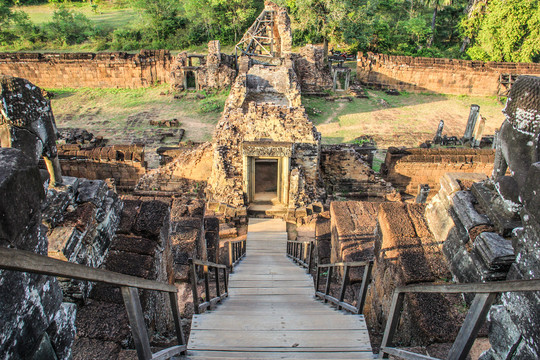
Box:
44 7 93 45
463 0 540 62
1 0 538 63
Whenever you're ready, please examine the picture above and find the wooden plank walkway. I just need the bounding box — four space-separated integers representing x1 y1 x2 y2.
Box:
186 218 374 359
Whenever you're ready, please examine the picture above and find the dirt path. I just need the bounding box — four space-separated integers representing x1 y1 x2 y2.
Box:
324 102 346 124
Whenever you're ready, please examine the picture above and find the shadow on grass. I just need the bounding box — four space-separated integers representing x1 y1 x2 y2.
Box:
47 89 75 100
303 90 448 126
321 136 345 144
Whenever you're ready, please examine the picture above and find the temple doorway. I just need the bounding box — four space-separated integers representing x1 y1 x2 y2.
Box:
254 159 278 202
185 71 197 90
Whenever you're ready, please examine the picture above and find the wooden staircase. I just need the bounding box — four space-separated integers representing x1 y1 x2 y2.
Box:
185 218 374 359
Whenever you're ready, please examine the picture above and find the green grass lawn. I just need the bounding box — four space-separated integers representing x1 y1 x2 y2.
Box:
49 85 227 144
303 90 505 147
19 3 138 29
47 84 505 150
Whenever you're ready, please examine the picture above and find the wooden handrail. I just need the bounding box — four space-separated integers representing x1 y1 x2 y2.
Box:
189 258 229 314
318 261 371 268
395 279 540 294
315 260 373 314
227 239 246 269
192 258 228 269
0 247 185 360
380 279 540 360
0 247 176 293
286 240 313 273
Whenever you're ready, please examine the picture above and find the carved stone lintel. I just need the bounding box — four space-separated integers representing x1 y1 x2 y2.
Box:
242 142 292 157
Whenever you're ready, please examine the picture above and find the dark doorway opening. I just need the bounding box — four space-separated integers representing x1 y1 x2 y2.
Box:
186 71 196 90
254 159 278 202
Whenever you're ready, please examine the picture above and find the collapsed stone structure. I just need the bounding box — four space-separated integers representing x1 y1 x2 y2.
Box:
1 75 63 186
169 40 237 91
138 2 334 220
319 76 540 357
1 2 540 359
205 57 324 214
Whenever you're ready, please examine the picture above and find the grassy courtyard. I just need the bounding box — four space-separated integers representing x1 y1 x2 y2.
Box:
49 86 506 149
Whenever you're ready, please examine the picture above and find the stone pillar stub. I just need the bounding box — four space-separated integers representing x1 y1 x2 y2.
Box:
463 104 480 141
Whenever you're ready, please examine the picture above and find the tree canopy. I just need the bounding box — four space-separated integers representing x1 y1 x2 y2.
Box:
462 0 540 62
0 0 538 63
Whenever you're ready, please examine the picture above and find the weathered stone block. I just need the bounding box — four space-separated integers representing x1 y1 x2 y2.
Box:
473 232 514 271
453 191 491 232
47 303 77 360
75 301 130 342
134 200 169 241
76 179 108 207
0 148 45 250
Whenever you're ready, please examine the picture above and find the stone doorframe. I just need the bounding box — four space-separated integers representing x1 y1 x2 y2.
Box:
242 141 292 205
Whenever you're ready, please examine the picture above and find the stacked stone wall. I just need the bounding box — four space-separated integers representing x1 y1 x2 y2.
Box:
321 145 397 200
0 50 172 89
383 148 495 198
357 52 540 96
364 202 461 346
47 144 147 189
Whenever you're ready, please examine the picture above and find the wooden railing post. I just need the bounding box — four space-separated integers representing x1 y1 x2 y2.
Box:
338 265 350 310
121 286 153 360
356 260 373 314
307 242 313 274
214 266 221 299
447 292 497 360
324 266 333 303
380 291 405 358
315 265 321 292
223 268 229 294
228 241 233 269
189 258 200 314
168 292 186 353
204 266 211 309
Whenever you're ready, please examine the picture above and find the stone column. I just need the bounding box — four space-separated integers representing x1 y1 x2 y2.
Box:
433 120 444 144
463 104 480 141
471 115 486 148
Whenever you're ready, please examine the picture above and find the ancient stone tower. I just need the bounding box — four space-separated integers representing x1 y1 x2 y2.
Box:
206 2 323 215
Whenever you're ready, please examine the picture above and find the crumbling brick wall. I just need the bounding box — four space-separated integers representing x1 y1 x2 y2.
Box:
44 144 147 190
169 41 236 92
73 196 175 359
293 45 333 93
321 145 396 200
357 52 540 96
0 50 172 89
383 147 495 199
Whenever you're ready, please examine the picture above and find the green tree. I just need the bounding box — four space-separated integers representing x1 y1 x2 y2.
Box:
44 7 93 45
182 0 260 44
421 0 453 47
0 0 39 46
463 0 540 62
132 0 186 43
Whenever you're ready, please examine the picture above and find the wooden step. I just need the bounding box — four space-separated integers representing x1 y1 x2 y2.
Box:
186 218 373 358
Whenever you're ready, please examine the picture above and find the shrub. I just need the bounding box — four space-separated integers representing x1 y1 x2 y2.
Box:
198 97 225 113
44 7 94 46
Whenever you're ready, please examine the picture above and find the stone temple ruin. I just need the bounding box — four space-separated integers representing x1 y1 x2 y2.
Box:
1 2 540 360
